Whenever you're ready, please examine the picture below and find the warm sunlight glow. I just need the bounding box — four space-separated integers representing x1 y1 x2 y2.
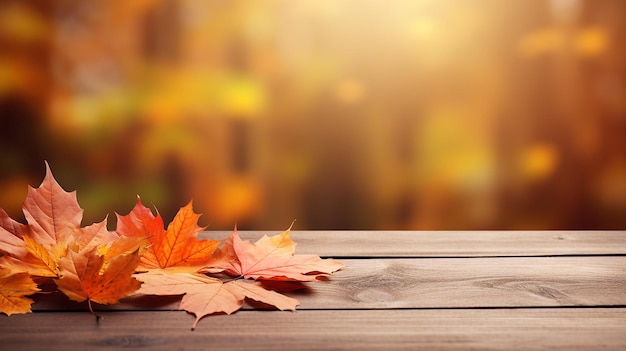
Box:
1 0 625 230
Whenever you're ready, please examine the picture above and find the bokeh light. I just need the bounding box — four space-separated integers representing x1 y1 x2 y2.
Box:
1 0 625 230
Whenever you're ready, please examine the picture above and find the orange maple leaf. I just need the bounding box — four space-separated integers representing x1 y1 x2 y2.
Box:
0 208 29 238
0 164 344 328
136 271 298 329
0 267 40 316
0 209 45 275
22 162 83 247
206 226 343 281
0 163 142 315
134 221 342 329
55 236 146 310
116 197 220 270
0 163 77 277
0 163 117 277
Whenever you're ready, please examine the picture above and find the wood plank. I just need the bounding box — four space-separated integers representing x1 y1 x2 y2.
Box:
201 230 626 257
32 256 626 311
1 309 625 350
298 257 626 309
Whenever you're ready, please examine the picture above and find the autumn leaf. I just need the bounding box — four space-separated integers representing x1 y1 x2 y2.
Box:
206 226 343 281
0 208 29 239
0 209 43 274
0 163 77 277
0 267 40 316
0 163 116 278
136 271 298 329
120 203 319 328
55 236 146 308
133 222 341 328
0 207 49 276
0 163 147 315
22 162 83 247
0 162 342 328
116 197 220 271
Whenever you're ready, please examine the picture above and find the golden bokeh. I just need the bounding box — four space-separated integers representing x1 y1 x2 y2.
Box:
1 0 625 230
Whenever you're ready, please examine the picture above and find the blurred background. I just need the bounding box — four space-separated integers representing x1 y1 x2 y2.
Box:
1 0 625 230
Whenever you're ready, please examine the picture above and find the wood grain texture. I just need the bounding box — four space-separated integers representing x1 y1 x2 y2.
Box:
200 230 626 257
4 231 625 350
302 257 626 309
1 309 625 350
31 256 626 311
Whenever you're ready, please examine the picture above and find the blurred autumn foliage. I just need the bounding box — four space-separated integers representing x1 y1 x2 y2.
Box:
1 0 625 230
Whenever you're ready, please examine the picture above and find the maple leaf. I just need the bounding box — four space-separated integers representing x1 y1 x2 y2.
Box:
0 209 55 277
0 208 29 238
0 267 40 316
0 163 77 277
55 236 146 309
0 163 147 316
0 163 116 278
23 162 83 247
116 197 220 271
0 164 344 329
135 271 298 329
0 209 32 263
133 221 342 328
206 226 343 281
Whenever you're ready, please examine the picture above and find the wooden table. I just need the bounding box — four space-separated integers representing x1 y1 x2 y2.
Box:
2 231 625 350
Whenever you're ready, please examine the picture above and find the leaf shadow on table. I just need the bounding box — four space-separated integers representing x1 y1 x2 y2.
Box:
259 281 312 295
121 295 184 309
243 281 314 310
31 291 184 312
31 281 318 313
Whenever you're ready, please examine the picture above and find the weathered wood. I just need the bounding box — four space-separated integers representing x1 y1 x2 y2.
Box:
4 231 624 350
201 230 626 257
32 256 626 311
1 309 625 350
302 257 626 309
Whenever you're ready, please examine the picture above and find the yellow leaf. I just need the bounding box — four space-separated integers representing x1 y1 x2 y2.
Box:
0 268 40 316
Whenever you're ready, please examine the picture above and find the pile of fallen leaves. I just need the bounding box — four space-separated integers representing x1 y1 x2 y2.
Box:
0 163 342 329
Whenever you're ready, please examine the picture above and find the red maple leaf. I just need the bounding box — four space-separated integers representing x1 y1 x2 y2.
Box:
116 197 220 270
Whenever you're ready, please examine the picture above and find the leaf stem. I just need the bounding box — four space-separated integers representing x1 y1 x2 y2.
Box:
88 299 103 321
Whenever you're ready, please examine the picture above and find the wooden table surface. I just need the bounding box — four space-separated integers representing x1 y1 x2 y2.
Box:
2 230 625 350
